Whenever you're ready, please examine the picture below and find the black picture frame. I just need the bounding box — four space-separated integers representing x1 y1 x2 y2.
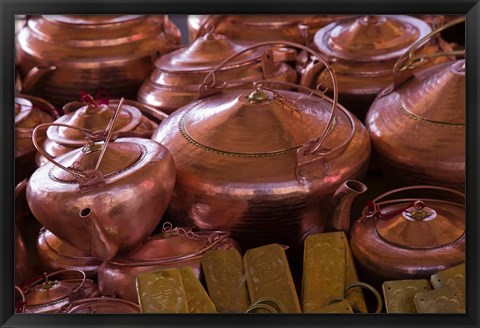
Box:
1 1 479 327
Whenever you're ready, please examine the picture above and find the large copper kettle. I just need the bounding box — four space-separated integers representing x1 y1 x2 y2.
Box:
365 19 465 192
151 42 371 250
98 226 237 302
35 96 164 167
137 28 297 114
187 15 351 44
15 15 181 108
15 95 59 183
300 15 448 120
349 186 465 286
26 100 176 261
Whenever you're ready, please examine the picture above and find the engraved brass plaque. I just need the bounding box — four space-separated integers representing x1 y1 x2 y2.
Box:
201 248 250 313
244 244 301 313
382 279 431 313
430 263 465 308
414 287 465 313
135 268 188 313
314 299 353 313
179 266 216 313
302 232 345 313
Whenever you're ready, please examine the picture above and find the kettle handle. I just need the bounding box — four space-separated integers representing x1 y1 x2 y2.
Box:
15 285 27 313
361 185 465 219
199 41 340 165
383 16 465 95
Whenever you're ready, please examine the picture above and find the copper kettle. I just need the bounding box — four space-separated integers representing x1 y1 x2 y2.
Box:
15 95 59 183
35 96 164 167
151 42 371 251
15 180 30 286
350 186 465 286
98 226 237 302
15 15 181 108
26 100 176 261
300 15 449 120
137 28 298 114
188 15 351 44
365 17 465 192
56 297 140 313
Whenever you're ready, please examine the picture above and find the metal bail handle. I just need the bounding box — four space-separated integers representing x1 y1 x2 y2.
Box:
361 185 465 220
23 269 87 296
386 16 465 94
199 41 340 164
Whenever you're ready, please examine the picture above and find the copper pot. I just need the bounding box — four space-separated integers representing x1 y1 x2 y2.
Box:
187 15 351 44
365 18 465 192
137 29 298 114
301 15 448 120
21 270 100 313
37 227 101 279
151 42 371 250
26 100 176 261
57 297 140 313
350 186 465 286
98 227 237 302
15 15 181 108
15 94 59 183
35 97 164 167
15 180 31 286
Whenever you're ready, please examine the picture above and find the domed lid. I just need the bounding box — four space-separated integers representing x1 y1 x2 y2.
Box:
41 228 96 259
314 15 431 62
398 59 465 124
374 199 464 249
155 30 263 72
42 15 143 25
226 15 314 27
60 297 140 313
47 103 142 146
178 87 349 156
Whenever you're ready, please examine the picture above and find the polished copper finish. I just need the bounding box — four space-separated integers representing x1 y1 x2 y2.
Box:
15 15 181 108
27 102 176 261
302 15 446 120
187 15 351 44
350 186 465 285
138 29 297 114
35 98 161 167
98 227 236 302
57 297 140 313
151 42 371 251
37 228 101 278
22 270 100 314
15 94 58 183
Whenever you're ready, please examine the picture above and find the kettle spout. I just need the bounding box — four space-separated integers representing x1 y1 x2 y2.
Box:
80 208 119 261
327 180 367 234
299 60 324 90
20 65 57 94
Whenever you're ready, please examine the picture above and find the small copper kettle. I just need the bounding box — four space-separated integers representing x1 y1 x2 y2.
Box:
35 96 163 167
37 227 102 279
15 15 181 108
350 186 465 285
300 15 448 120
365 18 465 192
151 42 371 251
26 99 176 261
20 270 100 314
137 28 297 114
15 95 59 183
98 225 237 302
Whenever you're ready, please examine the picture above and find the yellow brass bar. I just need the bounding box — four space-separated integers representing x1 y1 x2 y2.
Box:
243 244 301 313
201 248 250 313
430 263 465 308
414 287 464 313
302 233 345 313
382 279 431 313
179 266 216 313
135 268 188 313
315 299 353 313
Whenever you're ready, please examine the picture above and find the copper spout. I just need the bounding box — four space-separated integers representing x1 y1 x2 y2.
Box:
299 60 324 90
327 180 367 233
80 208 118 261
21 65 57 94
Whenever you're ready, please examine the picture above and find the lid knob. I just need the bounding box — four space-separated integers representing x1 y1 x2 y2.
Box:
402 200 437 222
246 88 271 104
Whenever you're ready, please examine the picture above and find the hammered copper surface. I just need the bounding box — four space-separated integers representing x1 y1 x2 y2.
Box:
350 186 465 285
98 229 236 302
366 59 465 191
138 30 297 114
15 15 181 108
